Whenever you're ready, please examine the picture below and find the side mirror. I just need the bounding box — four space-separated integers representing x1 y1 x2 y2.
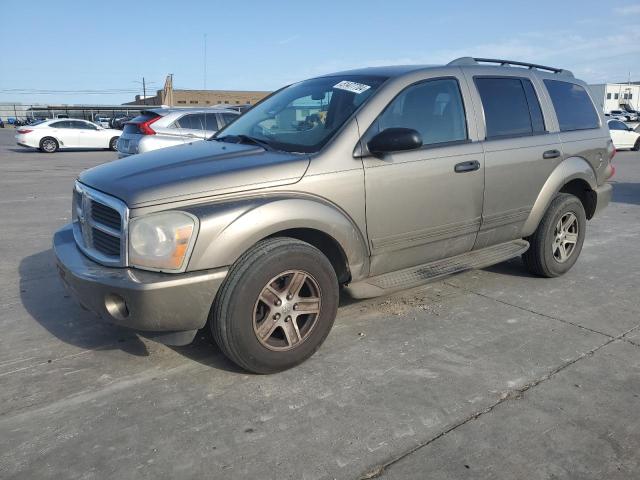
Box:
367 128 422 155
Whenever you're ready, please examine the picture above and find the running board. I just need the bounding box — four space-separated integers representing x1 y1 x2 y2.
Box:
346 240 529 299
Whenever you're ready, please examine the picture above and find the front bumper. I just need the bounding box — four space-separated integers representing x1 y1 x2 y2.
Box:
53 224 227 342
593 183 613 217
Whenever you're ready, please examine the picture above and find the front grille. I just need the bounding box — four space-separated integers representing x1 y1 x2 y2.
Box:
72 182 128 267
92 228 121 256
91 201 121 231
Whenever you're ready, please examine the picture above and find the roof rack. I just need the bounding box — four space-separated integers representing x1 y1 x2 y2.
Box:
447 57 573 77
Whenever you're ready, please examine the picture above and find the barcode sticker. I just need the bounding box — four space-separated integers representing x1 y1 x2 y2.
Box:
333 80 371 94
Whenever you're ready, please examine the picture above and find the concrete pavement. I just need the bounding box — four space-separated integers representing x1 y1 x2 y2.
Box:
0 129 638 479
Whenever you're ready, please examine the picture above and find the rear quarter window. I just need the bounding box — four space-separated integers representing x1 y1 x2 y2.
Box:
543 80 600 132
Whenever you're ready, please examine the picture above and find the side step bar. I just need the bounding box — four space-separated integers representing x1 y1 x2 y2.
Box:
345 239 529 299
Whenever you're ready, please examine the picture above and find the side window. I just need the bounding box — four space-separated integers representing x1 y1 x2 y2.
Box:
608 120 627 131
176 114 204 130
544 80 600 132
220 112 238 126
474 77 546 139
50 121 68 128
203 113 220 130
75 121 97 130
377 78 467 146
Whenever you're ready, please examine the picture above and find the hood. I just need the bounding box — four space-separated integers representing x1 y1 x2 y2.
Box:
79 140 310 207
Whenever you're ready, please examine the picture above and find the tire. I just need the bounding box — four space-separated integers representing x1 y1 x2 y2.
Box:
39 137 58 153
523 193 586 278
633 138 640 152
211 237 339 374
109 137 119 151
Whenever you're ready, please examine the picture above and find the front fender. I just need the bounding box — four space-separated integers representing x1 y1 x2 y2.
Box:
186 195 369 279
521 156 597 237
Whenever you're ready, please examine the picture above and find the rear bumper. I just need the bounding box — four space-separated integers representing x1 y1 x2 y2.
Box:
593 183 613 217
53 224 227 342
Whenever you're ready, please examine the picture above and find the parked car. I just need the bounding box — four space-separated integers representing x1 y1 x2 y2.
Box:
109 114 135 130
15 119 121 153
54 57 614 373
0 118 4 128
609 109 637 122
608 119 640 150
94 116 111 128
116 108 240 158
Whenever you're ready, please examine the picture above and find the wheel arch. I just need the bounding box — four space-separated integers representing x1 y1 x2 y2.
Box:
186 196 369 282
522 156 598 237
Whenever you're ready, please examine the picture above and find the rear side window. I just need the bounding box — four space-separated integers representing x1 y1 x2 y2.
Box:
474 77 546 139
376 77 468 146
50 121 70 128
175 113 204 130
544 80 600 131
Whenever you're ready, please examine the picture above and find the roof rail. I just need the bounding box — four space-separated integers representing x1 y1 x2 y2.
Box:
447 57 574 77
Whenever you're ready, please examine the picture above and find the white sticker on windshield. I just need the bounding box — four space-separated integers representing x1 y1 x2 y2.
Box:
333 80 371 94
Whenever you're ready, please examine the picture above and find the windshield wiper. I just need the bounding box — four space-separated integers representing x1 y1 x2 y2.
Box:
214 134 275 151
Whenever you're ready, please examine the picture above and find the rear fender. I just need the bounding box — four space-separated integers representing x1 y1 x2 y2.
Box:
521 156 597 237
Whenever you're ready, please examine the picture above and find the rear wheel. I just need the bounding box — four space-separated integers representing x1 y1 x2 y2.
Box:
211 237 339 374
39 137 58 153
109 137 119 151
523 193 586 277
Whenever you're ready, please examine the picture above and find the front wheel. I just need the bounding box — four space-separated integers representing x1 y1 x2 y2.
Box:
211 237 339 373
109 137 119 151
522 193 586 277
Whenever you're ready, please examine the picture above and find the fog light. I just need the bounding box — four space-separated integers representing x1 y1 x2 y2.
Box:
105 293 129 321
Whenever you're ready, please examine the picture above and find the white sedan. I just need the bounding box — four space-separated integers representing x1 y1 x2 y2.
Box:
608 119 640 151
15 119 121 153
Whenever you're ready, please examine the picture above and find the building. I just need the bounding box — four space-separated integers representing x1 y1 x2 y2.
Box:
124 75 270 107
588 83 640 113
125 89 270 107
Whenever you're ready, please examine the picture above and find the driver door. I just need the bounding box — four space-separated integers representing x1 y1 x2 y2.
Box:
74 121 103 147
362 76 485 276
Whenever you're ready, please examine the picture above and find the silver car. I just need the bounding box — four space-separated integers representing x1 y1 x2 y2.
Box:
55 57 613 373
116 107 240 158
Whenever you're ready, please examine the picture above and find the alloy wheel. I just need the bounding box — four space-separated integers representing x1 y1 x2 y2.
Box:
552 212 579 263
252 270 322 351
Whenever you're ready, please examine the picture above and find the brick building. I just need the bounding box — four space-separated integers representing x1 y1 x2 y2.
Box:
125 88 270 107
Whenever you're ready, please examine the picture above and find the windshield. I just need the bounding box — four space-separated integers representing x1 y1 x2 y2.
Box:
214 75 387 153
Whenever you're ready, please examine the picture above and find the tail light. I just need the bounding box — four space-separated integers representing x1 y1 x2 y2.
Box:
17 129 33 134
138 116 160 135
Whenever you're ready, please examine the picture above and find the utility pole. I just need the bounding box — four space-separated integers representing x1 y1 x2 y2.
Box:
203 34 207 90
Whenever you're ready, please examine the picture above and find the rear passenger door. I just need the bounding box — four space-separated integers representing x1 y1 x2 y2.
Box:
174 113 216 140
466 74 563 248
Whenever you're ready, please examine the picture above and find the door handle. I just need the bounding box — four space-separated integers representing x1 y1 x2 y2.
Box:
454 160 480 173
543 149 561 159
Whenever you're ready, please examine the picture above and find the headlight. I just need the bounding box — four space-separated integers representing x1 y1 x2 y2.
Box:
129 211 198 272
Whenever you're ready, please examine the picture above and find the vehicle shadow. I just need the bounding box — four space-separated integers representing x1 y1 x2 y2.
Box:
19 249 244 372
611 182 640 206
19 249 150 356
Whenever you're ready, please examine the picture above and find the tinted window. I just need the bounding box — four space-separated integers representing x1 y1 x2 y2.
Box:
73 121 97 130
50 121 70 128
220 112 238 126
203 113 219 130
176 113 204 130
475 77 545 138
608 120 628 131
544 80 600 131
377 78 467 146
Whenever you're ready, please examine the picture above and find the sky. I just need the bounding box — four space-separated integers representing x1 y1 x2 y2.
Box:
1 0 640 105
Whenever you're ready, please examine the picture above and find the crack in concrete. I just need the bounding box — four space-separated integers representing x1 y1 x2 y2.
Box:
443 280 623 340
359 294 640 479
